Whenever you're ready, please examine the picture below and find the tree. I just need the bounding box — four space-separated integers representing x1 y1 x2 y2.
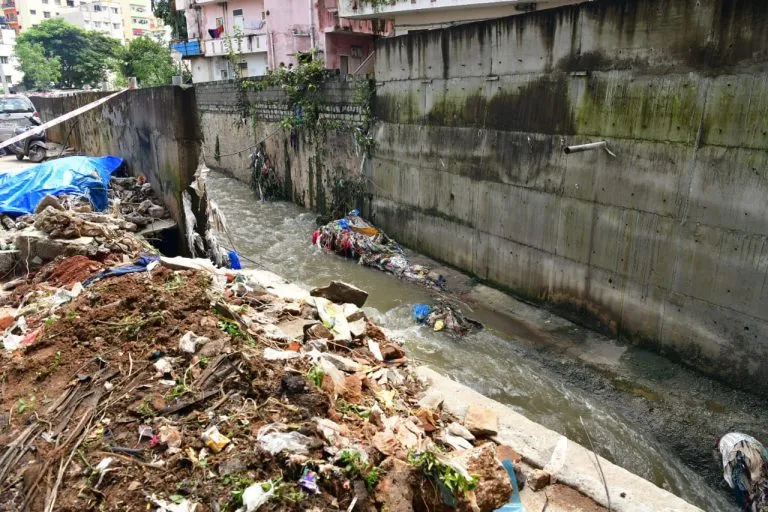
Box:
121 36 176 87
152 0 187 39
17 19 121 88
15 41 60 90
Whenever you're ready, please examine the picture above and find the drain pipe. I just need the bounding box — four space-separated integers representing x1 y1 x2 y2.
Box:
563 140 616 157
308 0 315 50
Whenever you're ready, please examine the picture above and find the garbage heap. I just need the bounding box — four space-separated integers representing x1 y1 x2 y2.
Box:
0 262 523 511
313 212 445 290
0 176 173 272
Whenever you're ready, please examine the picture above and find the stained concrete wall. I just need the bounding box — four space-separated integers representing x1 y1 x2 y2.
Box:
195 77 369 215
371 0 768 392
30 87 201 236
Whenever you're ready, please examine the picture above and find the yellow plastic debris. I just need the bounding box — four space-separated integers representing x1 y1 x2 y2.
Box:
201 425 230 453
433 320 445 332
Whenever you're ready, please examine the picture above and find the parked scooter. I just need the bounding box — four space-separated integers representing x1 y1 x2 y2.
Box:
6 115 47 163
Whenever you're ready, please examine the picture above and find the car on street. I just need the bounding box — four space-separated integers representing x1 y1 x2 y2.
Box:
0 95 39 142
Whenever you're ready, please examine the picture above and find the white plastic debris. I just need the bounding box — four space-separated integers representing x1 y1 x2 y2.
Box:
154 357 173 375
257 423 312 455
179 331 209 354
263 348 301 361
367 339 384 362
150 494 198 512
2 333 24 351
238 481 275 512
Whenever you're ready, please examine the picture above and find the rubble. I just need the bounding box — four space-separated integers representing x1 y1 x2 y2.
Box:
0 176 575 511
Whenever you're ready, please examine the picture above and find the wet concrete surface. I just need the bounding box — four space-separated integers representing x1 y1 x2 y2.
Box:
205 169 761 510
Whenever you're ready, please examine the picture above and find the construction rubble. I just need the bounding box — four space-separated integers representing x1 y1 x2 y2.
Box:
0 174 174 273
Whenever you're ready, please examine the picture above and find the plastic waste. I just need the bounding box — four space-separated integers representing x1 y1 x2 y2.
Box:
299 467 320 493
412 304 431 323
228 250 242 270
263 348 302 361
83 254 160 286
239 481 275 511
257 424 312 455
201 425 231 453
433 319 445 331
150 494 198 512
0 155 124 215
179 331 209 354
495 459 525 511
314 297 351 341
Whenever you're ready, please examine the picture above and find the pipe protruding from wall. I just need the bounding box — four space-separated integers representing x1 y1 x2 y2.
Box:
563 141 616 157
128 77 138 90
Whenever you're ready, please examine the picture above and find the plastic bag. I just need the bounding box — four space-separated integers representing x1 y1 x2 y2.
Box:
239 481 275 511
257 423 312 455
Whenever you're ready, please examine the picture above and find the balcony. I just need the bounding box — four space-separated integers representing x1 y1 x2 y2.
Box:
1 1 14 9
203 33 267 56
171 39 203 57
338 0 565 18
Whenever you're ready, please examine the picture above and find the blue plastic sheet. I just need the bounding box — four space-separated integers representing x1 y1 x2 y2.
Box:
412 304 431 323
228 250 242 270
0 155 124 216
83 254 159 286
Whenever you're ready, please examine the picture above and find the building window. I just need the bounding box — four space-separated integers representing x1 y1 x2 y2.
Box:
93 4 101 11
4 76 10 84
0 57 8 64
29 9 35 14
66 0 73 6
111 7 117 13
94 20 101 27
232 8 242 16
215 16 223 27
42 0 48 4
43 10 50 17
238 61 247 71
113 22 119 28
350 45 362 58
54 0 60 4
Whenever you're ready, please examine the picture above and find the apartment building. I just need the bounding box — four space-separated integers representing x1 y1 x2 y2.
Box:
174 0 387 83
339 0 584 35
60 0 124 42
0 27 22 86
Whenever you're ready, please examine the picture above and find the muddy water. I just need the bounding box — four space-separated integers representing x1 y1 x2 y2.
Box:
207 170 739 510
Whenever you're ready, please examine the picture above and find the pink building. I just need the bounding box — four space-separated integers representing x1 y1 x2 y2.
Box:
174 0 389 83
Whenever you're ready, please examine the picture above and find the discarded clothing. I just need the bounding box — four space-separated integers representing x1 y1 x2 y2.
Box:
0 155 124 216
719 432 768 511
412 300 483 337
83 254 160 286
314 212 445 289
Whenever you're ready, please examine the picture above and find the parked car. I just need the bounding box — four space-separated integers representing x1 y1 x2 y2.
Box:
0 95 39 142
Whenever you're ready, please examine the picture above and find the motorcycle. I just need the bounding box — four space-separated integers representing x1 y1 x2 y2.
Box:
6 115 47 163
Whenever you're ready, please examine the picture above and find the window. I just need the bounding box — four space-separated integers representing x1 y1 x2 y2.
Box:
261 11 266 20
4 76 11 84
113 22 119 28
55 0 60 5
220 69 228 80
43 10 50 17
29 9 35 14
0 57 8 64
350 45 362 58
93 20 101 27
111 7 117 13
232 8 242 15
42 0 48 4
215 16 223 27
66 0 74 6
93 4 101 11
238 61 247 71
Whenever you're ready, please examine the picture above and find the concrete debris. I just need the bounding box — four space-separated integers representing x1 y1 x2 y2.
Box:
449 443 513 511
310 280 369 307
527 468 552 491
464 405 499 437
178 331 209 354
448 422 476 441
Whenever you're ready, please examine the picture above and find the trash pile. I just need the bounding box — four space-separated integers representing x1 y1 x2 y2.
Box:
0 159 175 272
412 301 483 337
0 261 530 511
313 211 445 290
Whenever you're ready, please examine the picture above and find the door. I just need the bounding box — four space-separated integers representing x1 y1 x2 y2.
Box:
232 8 243 32
339 56 349 77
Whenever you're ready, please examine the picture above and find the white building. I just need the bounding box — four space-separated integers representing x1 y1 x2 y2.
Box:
60 0 125 43
339 0 585 36
0 28 22 88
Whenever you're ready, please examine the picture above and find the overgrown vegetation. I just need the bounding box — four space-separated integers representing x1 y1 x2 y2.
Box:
337 449 382 492
407 450 478 506
151 0 187 39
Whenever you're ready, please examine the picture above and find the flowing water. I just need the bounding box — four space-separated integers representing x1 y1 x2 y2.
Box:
207 170 737 510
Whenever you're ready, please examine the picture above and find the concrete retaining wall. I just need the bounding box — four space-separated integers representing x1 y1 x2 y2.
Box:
30 87 201 237
194 77 369 216
370 0 768 392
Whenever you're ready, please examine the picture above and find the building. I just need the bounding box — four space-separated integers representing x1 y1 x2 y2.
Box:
59 0 125 42
0 27 22 87
338 0 585 36
5 0 71 33
174 0 387 83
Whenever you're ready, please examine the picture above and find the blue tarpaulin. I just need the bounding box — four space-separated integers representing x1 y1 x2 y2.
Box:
0 155 124 216
83 254 160 286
